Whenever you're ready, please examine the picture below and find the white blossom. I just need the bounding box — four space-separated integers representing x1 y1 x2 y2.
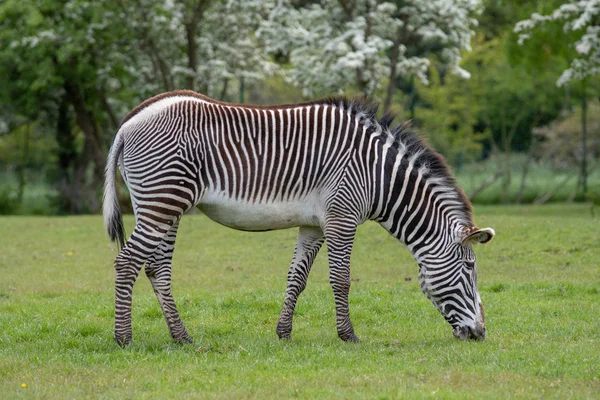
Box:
259 0 481 97
515 0 600 86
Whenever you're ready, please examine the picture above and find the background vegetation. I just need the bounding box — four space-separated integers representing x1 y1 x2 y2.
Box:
1 205 599 398
1 3 597 398
0 0 599 215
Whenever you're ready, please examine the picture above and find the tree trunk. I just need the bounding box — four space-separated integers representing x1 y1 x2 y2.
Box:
356 68 367 97
16 124 31 204
63 81 106 213
383 27 403 114
98 86 120 131
515 150 533 204
580 88 588 195
355 1 372 97
135 1 173 91
469 171 502 201
408 75 416 120
184 0 211 92
499 105 511 201
337 0 353 21
54 95 76 213
219 78 230 101
239 76 245 104
185 21 198 90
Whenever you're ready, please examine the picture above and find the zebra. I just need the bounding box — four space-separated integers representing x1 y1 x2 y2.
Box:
103 90 495 346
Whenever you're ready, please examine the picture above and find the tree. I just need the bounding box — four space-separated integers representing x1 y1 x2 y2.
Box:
414 65 486 168
258 0 481 104
514 0 600 87
0 0 275 213
0 0 136 212
157 0 277 100
515 0 600 195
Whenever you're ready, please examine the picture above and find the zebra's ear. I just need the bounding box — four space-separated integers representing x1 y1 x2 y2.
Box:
462 227 495 246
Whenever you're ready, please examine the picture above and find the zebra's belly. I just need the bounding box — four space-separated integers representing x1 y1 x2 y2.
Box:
197 192 322 231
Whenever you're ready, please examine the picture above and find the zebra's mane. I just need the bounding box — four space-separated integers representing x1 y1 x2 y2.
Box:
315 96 474 226
387 121 474 226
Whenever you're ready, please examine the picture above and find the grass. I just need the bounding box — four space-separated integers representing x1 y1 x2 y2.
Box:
1 205 599 398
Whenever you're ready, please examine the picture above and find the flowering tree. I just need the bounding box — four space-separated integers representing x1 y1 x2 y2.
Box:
167 0 277 99
514 0 600 195
0 0 137 212
113 0 276 101
0 0 275 213
259 0 481 108
514 0 600 87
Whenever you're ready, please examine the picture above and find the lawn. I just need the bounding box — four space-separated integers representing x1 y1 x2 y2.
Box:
0 205 599 399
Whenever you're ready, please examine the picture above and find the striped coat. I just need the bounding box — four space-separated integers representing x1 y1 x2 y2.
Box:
104 90 495 346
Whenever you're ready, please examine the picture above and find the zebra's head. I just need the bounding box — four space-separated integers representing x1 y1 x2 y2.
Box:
418 226 495 341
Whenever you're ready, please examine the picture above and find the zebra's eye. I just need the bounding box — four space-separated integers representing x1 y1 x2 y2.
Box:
464 261 475 269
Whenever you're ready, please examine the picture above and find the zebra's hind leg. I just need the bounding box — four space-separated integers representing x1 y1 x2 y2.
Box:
114 222 172 347
324 220 360 343
145 220 193 344
276 226 325 340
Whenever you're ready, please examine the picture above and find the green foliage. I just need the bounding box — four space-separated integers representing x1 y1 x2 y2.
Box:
0 187 20 214
461 32 564 153
415 65 487 166
0 208 599 398
412 0 583 160
534 100 600 168
0 172 59 215
0 122 57 169
0 0 281 214
513 0 600 87
0 0 598 214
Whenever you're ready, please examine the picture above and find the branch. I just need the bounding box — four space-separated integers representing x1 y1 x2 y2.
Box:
534 173 576 205
98 86 120 130
469 171 503 201
506 104 528 145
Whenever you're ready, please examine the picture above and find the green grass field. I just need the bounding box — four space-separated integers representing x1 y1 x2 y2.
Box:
1 205 599 399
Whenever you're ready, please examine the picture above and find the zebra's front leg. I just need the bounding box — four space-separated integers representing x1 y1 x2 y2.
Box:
145 220 193 344
276 226 325 340
325 221 360 343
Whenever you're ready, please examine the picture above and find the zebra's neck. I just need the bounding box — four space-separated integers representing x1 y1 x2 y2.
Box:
371 135 472 259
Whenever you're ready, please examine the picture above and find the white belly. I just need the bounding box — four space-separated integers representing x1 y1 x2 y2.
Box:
197 192 323 231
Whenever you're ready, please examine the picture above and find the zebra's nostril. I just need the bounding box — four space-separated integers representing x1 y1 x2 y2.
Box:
452 326 469 340
468 325 486 340
453 325 485 341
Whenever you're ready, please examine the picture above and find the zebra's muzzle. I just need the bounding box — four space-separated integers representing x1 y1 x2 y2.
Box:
452 324 486 341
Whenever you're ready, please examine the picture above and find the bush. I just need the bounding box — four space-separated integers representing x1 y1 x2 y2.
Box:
0 187 20 215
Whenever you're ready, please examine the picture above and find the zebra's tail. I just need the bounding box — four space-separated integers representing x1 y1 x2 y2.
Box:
103 130 126 250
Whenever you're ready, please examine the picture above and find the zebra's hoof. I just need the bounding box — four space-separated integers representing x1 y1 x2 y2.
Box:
276 322 292 340
114 335 132 347
175 335 194 344
339 333 361 343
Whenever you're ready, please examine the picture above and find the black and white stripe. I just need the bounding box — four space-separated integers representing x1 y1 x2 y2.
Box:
103 90 494 346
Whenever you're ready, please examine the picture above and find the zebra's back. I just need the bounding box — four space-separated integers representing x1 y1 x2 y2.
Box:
119 92 361 231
